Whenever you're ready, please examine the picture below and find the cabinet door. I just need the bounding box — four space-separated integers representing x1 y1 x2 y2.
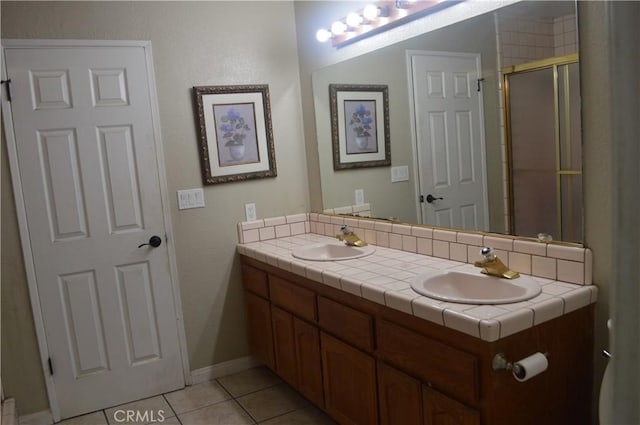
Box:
244 292 274 369
294 317 324 408
423 386 480 425
271 306 298 385
378 362 423 425
321 333 377 425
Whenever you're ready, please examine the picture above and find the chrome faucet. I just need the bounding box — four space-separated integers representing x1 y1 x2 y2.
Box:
473 247 520 279
336 225 368 247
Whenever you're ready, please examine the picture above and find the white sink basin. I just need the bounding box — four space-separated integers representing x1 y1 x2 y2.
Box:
411 269 541 304
291 242 375 261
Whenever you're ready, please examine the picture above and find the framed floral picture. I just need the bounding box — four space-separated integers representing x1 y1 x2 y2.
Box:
329 84 390 170
193 84 277 184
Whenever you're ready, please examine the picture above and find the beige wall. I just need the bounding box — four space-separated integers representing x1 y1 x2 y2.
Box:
1 1 309 415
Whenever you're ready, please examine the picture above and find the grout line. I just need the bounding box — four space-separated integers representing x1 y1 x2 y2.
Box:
231 398 258 424
164 395 232 418
161 393 180 421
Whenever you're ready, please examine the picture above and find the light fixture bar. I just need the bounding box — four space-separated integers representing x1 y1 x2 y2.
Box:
319 0 461 48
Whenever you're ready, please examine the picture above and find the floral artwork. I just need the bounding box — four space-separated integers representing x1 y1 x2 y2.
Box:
344 100 378 154
329 84 390 170
193 85 277 184
213 103 260 167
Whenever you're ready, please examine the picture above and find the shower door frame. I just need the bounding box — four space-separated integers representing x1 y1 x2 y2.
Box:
502 53 581 241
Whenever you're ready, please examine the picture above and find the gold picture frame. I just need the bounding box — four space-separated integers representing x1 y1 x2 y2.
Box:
329 83 391 170
193 84 277 184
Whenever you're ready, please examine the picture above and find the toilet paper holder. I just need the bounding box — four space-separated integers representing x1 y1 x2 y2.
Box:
492 352 549 380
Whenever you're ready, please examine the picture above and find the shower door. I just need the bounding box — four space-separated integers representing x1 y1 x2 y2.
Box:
505 55 582 243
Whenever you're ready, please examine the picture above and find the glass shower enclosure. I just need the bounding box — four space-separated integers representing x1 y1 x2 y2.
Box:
504 54 582 243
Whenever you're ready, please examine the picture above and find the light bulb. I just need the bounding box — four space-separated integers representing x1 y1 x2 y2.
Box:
363 4 379 20
346 12 363 28
316 28 332 42
331 21 347 35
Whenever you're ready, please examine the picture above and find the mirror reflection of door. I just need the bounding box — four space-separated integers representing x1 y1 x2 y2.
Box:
505 55 583 243
410 51 489 231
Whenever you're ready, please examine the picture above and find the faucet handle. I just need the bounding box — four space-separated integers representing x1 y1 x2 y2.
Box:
340 225 351 234
480 247 495 258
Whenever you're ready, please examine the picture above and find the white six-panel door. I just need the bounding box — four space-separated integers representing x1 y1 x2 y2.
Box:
410 51 489 231
3 43 184 419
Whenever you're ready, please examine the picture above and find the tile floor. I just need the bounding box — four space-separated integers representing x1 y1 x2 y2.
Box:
55 367 336 425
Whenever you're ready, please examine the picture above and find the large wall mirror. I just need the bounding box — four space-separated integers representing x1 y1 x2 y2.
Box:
312 1 582 243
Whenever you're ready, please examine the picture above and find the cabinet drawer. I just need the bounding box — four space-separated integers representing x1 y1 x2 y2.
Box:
377 320 479 403
241 265 269 298
318 296 374 352
270 276 317 322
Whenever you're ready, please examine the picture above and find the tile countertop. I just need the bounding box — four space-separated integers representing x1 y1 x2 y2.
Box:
237 234 598 342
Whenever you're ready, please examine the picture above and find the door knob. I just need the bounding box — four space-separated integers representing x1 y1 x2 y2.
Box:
138 235 162 248
425 194 443 203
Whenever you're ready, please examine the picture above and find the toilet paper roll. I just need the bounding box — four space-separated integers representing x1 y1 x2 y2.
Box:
512 352 548 382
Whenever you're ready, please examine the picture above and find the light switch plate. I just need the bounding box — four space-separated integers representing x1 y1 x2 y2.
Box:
245 203 257 221
355 189 365 205
177 188 205 210
391 165 409 182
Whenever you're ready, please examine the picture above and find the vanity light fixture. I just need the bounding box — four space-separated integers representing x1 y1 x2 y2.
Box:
330 20 347 36
346 12 364 28
316 0 462 48
316 28 333 42
395 0 418 9
363 4 390 20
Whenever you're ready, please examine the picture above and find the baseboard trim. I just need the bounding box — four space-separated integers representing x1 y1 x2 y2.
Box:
18 409 53 425
190 356 259 385
2 398 18 425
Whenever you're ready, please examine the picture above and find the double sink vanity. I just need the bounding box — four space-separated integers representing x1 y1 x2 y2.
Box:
237 213 596 425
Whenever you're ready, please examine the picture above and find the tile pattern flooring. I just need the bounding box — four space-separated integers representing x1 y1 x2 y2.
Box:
56 367 336 425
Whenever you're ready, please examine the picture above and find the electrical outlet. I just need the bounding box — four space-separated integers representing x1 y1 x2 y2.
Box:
245 203 257 221
355 189 365 205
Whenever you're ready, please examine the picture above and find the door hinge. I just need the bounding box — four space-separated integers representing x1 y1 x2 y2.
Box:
1 79 13 101
477 78 485 92
48 357 54 375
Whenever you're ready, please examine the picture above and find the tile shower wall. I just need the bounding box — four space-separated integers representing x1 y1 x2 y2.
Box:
553 14 578 56
237 213 592 286
498 14 577 68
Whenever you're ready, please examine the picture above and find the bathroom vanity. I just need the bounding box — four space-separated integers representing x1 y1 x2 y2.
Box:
240 251 594 425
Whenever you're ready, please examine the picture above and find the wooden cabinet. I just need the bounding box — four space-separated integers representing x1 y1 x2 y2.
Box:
378 362 480 425
271 307 324 408
241 256 594 425
423 385 480 425
270 275 316 321
318 296 374 352
376 319 479 404
378 362 423 425
271 306 298 385
321 333 378 425
294 317 324 407
243 291 274 369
